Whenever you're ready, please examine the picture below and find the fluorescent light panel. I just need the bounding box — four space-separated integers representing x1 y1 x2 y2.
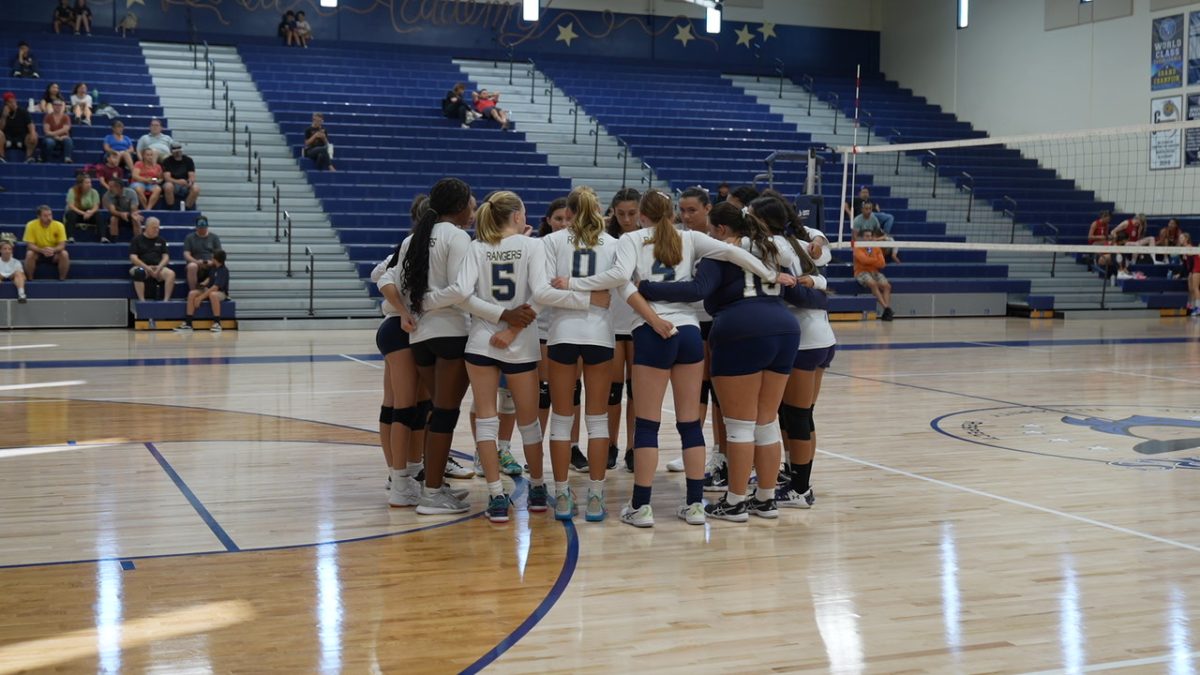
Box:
523 0 539 21
706 6 721 34
957 0 969 28
319 0 337 7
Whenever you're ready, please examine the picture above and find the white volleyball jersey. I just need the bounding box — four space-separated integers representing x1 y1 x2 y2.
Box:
770 235 835 350
611 289 638 335
400 221 472 344
534 228 619 348
458 234 546 364
375 259 410 320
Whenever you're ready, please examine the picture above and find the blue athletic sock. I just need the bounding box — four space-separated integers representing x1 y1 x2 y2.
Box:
632 484 652 509
686 478 704 505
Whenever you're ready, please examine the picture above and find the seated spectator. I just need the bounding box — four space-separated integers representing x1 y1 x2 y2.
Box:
294 11 312 48
101 177 143 242
129 217 175 301
442 83 479 127
73 0 93 35
161 142 200 210
279 11 297 46
303 113 335 171
63 171 99 241
23 205 70 281
176 249 229 333
726 185 759 209
70 83 92 125
131 148 164 210
854 230 893 321
41 99 73 163
136 118 173 161
472 89 510 131
10 42 39 79
104 119 136 172
53 0 75 34
1111 213 1154 269
714 182 730 204
0 91 38 163
39 83 65 114
183 216 222 290
1156 217 1182 265
0 241 28 303
852 200 882 237
89 150 125 185
845 186 894 235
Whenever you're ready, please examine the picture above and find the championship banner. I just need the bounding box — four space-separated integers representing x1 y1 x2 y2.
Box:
1151 96 1183 170
1189 12 1200 85
1188 94 1200 167
1153 14 1184 90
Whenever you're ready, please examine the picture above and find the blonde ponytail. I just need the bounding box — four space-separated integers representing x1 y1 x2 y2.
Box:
566 186 605 249
639 188 682 267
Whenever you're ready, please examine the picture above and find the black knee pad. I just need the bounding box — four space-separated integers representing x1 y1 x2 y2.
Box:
391 406 418 428
804 405 816 436
625 378 633 402
699 380 711 406
608 382 623 406
380 406 392 424
429 406 461 434
413 400 432 431
779 404 809 441
573 379 582 407
539 381 551 409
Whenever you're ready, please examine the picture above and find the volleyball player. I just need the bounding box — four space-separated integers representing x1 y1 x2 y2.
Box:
373 249 422 507
606 188 641 471
557 189 789 526
639 203 825 522
532 186 621 522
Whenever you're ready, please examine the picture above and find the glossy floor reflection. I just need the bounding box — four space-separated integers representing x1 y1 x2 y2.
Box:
1 318 1200 673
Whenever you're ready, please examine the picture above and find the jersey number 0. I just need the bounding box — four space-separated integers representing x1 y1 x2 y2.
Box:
572 249 597 277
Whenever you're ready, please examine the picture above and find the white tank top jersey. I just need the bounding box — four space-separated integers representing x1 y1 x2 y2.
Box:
397 221 473 344
534 228 620 348
568 229 781 330
457 234 548 364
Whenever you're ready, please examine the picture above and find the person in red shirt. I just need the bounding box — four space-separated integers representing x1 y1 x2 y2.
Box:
41 98 73 163
89 150 125 185
854 230 893 321
472 89 509 131
1087 210 1111 271
1182 232 1200 316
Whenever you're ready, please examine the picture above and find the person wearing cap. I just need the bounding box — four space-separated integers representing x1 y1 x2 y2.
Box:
101 176 143 243
23 205 70 281
128 217 175 301
41 99 74 163
0 91 38 163
161 142 200 210
183 217 222 290
136 118 173 161
10 42 39 79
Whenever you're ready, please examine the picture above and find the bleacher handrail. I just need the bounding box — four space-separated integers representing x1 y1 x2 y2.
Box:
230 102 237 155
223 81 230 131
1002 195 1018 243
254 153 263 211
959 171 974 222
272 181 281 243
207 58 216 110
284 210 293 278
244 125 253 179
304 246 316 317
774 58 785 100
1042 221 1060 277
860 110 873 146
821 91 841 135
640 161 653 190
527 58 537 104
923 150 938 198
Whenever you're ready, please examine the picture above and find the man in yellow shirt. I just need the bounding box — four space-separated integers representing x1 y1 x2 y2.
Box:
23 205 70 280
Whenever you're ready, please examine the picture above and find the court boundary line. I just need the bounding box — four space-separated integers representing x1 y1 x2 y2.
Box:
145 442 241 552
339 353 383 369
1019 649 1200 674
818 449 1200 554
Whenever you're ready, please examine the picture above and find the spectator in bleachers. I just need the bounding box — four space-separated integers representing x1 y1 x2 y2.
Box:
1088 210 1110 246
90 150 125 185
1111 213 1154 246
183 216 222 290
1 92 38 163
161 142 200 210
0 241 28 303
854 230 893 321
53 0 75 34
104 119 136 172
294 12 313 48
714 182 730 204
279 11 298 46
176 249 229 333
852 201 882 237
23 205 70 281
10 42 39 79
38 83 65 114
726 185 759 209
472 89 510 131
41 99 74 163
1156 218 1182 265
129 217 175 301
442 83 480 128
303 113 335 171
131 148 164 210
844 186 893 235
72 0 93 36
70 83 92 126
63 171 99 241
101 177 142 243
136 119 173 161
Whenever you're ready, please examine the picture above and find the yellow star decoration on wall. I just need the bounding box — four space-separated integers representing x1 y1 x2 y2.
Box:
758 22 776 40
556 22 578 47
126 0 144 6
735 24 754 47
674 23 695 47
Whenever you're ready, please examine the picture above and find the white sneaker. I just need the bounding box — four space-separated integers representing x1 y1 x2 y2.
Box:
444 457 475 479
210 323 222 333
439 483 470 501
677 502 706 525
666 457 685 472
473 452 484 477
172 324 193 333
619 502 654 528
387 473 420 507
415 487 469 515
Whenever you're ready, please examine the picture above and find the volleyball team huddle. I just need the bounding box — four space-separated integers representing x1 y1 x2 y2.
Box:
372 176 836 528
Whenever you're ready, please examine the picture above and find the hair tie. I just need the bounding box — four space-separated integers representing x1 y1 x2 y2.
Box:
741 206 750 217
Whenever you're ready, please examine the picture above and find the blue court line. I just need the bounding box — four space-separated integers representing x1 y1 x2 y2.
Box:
144 442 240 552
120 560 135 571
461 518 580 675
2 335 1198 371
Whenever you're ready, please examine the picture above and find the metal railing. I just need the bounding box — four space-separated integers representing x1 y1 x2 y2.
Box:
923 150 938 198
775 58 785 99
304 246 316 317
544 82 554 123
284 210 294 278
189 19 198 69
207 58 215 110
506 44 515 85
801 74 815 116
618 138 631 187
253 152 262 210
244 125 253 177
588 119 600 167
959 171 974 222
230 103 237 154
1041 222 1060 277
222 81 230 131
760 150 808 191
569 98 580 144
272 181 281 242
528 59 536 103
640 161 653 189
821 92 841 134
1001 196 1018 243
860 111 873 146
885 128 903 174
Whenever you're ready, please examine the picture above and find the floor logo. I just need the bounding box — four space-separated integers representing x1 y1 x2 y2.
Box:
933 405 1200 470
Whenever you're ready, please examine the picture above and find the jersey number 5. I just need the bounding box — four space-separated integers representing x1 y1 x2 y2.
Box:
572 249 597 277
491 263 516 301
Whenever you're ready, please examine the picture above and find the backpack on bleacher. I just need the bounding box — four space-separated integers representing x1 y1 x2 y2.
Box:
92 88 119 120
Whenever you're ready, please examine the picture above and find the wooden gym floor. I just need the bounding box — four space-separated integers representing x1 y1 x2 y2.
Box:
2 317 1200 674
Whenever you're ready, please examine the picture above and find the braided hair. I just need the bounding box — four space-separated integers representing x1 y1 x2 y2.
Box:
398 177 472 314
709 202 779 268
